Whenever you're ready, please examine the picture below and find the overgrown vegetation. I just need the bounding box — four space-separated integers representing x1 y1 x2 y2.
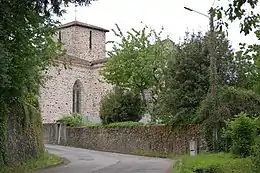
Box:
99 87 144 124
0 0 96 167
0 152 63 173
198 87 260 152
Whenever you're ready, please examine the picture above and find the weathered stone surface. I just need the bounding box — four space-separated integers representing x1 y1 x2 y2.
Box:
39 21 112 123
4 103 44 164
44 124 206 155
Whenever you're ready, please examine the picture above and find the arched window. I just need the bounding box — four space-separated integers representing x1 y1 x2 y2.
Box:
72 80 82 113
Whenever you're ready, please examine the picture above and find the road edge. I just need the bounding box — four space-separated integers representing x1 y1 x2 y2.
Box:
32 157 70 172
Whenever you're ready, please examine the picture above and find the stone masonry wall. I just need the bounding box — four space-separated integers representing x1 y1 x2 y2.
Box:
39 63 112 123
44 124 205 156
56 25 106 62
4 103 44 165
40 22 110 124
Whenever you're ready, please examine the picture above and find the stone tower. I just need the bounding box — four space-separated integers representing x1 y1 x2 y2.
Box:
40 21 112 123
55 21 108 62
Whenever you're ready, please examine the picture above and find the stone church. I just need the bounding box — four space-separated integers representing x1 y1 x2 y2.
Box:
39 21 112 124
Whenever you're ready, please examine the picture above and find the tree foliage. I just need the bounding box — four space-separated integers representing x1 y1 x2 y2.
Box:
215 0 260 35
101 24 175 103
154 31 251 125
199 87 260 125
155 32 210 125
99 87 144 124
0 0 95 103
0 0 96 165
215 0 260 93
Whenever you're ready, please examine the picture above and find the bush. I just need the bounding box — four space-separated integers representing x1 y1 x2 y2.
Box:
99 87 144 124
60 113 86 127
252 135 260 173
224 113 255 158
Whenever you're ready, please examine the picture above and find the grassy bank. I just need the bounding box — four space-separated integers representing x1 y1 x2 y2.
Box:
172 152 253 173
0 152 63 173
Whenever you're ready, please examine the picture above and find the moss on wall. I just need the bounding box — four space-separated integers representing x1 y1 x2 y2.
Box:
0 101 44 165
0 102 8 164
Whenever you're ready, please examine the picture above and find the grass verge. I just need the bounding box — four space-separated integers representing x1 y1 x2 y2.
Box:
172 152 253 173
0 152 63 173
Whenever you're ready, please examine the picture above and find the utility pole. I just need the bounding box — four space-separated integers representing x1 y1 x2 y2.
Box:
209 7 217 101
184 6 218 150
209 7 218 150
184 7 217 100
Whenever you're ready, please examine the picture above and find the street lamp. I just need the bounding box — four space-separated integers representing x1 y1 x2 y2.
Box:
184 6 217 101
184 7 210 18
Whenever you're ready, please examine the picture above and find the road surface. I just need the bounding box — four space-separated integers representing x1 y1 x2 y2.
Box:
37 144 172 173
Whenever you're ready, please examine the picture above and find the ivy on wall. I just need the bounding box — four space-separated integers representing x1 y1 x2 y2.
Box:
0 94 44 165
0 102 7 165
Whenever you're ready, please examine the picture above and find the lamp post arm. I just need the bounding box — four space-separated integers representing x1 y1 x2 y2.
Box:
184 7 209 18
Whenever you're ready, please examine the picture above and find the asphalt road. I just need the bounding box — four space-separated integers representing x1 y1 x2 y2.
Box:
37 144 172 173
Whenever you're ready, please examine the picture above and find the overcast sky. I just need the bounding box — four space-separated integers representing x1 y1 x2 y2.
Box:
60 0 259 52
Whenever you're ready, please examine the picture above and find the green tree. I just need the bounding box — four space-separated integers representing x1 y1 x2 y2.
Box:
0 0 95 103
0 0 95 165
155 31 242 125
215 0 259 35
215 0 260 93
101 24 175 117
155 32 210 125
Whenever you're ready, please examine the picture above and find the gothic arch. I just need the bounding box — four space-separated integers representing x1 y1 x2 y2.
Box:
72 79 83 114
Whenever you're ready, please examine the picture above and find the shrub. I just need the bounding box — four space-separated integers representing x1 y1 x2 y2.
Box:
99 87 144 124
224 113 255 158
60 113 86 127
252 135 260 173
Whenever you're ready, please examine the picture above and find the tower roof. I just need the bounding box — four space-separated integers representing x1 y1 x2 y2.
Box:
58 21 109 32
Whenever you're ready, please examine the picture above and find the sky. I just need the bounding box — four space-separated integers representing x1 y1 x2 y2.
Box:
59 0 259 53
